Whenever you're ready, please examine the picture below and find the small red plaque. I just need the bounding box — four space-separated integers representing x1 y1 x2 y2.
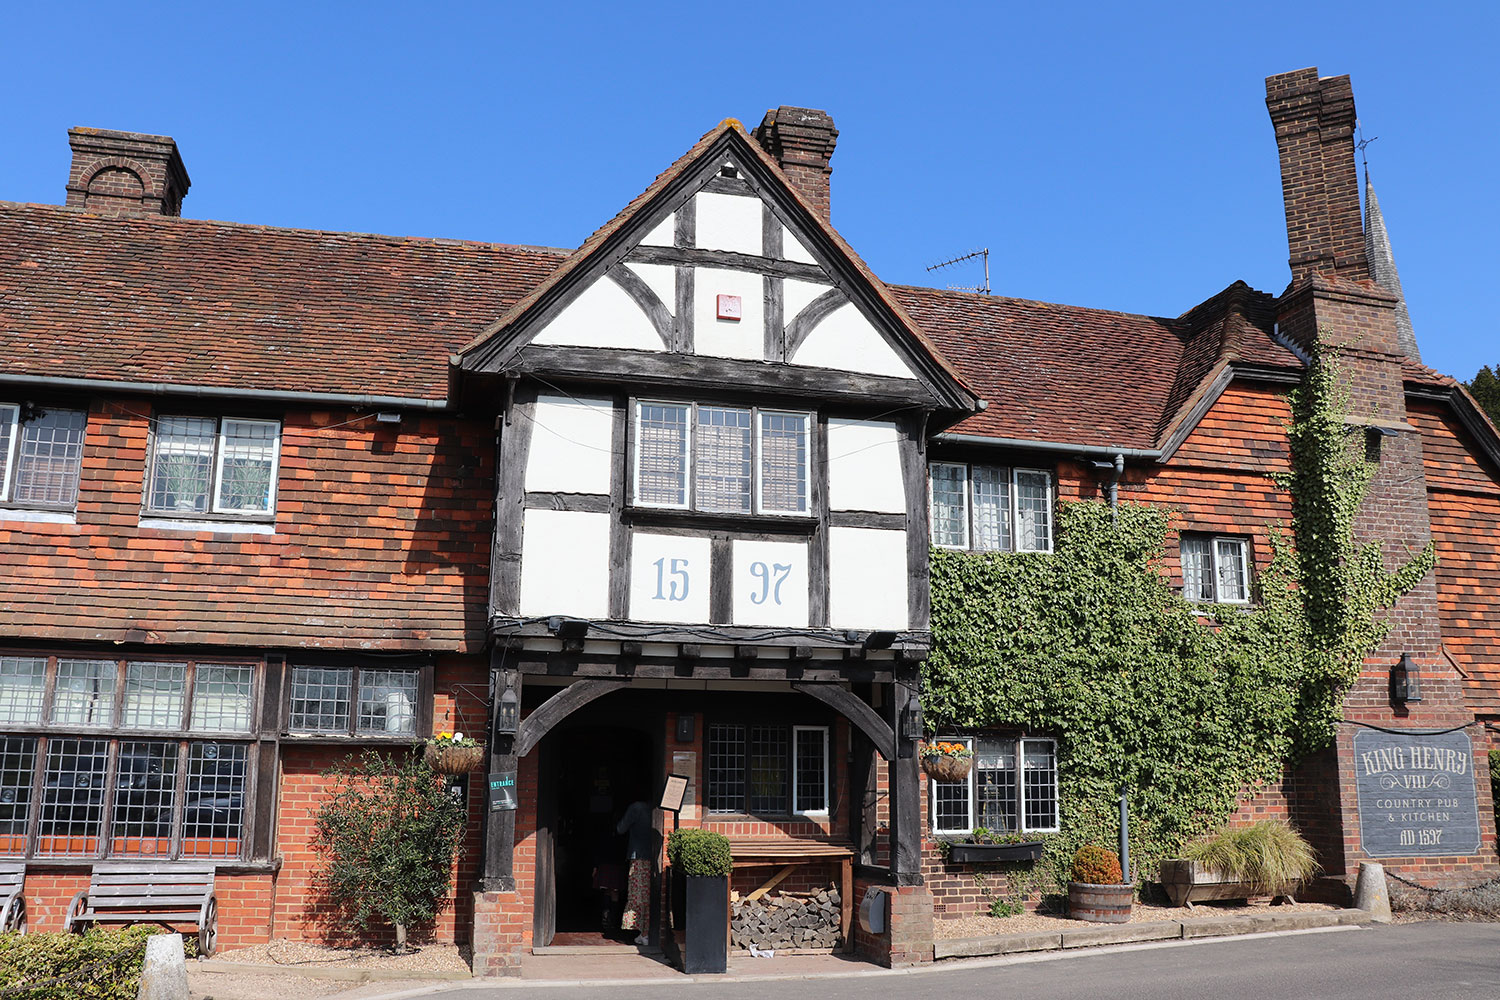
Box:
716 294 742 321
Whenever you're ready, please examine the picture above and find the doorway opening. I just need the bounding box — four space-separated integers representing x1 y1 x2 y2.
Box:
547 725 656 946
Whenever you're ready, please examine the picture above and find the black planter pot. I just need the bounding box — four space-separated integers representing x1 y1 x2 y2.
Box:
683 875 729 974
948 841 1046 864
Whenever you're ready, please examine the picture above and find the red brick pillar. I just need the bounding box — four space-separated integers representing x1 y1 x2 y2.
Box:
852 880 934 968
471 891 526 977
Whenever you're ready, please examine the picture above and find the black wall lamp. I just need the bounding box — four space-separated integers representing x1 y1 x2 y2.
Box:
1390 653 1422 706
496 683 520 737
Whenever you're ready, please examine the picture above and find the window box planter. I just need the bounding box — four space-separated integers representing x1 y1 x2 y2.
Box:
948 840 1045 864
1159 860 1294 909
1067 882 1133 923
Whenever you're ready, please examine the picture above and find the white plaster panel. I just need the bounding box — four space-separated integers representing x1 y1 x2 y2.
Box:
640 212 676 247
693 267 765 360
519 509 611 619
791 301 915 379
783 279 832 328
783 226 817 264
524 395 614 495
731 539 810 628
630 532 712 624
827 418 905 513
627 263 676 316
828 527 909 630
695 191 762 256
533 275 664 351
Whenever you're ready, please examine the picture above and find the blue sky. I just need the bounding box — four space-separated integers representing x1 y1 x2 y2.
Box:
2 1 1494 380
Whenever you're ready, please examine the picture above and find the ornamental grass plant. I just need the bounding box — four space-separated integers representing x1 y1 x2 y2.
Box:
1181 820 1319 895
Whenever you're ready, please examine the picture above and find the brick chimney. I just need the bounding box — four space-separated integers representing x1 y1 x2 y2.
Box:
1265 69 1368 284
66 128 190 217
753 107 838 219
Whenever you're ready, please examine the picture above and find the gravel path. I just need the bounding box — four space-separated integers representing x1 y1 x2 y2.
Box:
210 939 470 973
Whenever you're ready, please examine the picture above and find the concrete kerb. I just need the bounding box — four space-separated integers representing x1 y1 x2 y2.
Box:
195 959 474 983
934 908 1372 960
336 909 1376 1000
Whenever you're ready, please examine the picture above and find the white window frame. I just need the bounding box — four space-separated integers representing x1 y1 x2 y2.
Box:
146 415 282 519
755 409 812 516
929 735 1060 835
790 725 830 816
1181 532 1252 606
0 405 17 503
211 417 282 515
633 400 814 516
929 463 1054 554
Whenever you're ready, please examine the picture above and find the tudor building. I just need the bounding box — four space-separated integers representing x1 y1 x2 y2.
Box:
0 71 1496 972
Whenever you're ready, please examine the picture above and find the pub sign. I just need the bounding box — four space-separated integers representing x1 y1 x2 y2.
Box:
1354 728 1481 857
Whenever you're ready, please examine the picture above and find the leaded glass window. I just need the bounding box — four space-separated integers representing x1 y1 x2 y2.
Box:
0 404 88 509
1180 533 1251 605
147 415 280 517
695 407 752 513
931 736 1059 835
929 464 1053 553
707 721 830 817
635 401 812 515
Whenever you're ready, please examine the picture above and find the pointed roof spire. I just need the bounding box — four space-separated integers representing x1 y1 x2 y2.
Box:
1363 170 1422 362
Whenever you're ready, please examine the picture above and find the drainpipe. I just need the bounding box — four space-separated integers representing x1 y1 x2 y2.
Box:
1090 453 1126 520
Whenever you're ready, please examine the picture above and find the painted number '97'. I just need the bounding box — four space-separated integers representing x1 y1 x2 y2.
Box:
749 562 792 606
652 558 690 602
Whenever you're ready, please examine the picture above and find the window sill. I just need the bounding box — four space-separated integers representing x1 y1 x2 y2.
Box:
140 516 276 535
9 856 281 874
625 506 816 534
0 508 76 525
280 732 423 745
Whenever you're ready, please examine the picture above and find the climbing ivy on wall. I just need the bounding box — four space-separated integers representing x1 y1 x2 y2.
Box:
923 345 1436 897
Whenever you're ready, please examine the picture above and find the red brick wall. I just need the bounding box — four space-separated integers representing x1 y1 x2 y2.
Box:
0 400 492 651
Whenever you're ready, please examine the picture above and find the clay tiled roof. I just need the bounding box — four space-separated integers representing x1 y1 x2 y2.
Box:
894 280 1299 451
0 201 567 400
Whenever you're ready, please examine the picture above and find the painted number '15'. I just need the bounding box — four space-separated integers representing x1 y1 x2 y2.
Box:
749 562 792 606
652 558 690 602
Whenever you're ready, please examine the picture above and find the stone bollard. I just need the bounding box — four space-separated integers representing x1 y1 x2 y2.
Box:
1352 861 1393 923
137 933 189 1000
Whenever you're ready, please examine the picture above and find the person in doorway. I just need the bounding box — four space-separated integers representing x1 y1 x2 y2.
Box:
616 799 654 945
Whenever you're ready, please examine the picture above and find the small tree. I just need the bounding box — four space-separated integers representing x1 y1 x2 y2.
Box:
312 750 466 953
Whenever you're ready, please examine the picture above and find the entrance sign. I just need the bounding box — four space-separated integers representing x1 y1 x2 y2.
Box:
488 770 518 812
1354 729 1480 857
660 773 690 814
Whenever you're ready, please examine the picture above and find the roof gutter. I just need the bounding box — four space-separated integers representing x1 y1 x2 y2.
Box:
934 432 1161 461
0 373 450 412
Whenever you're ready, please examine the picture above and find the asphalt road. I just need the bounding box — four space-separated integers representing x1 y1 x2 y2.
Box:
426 922 1500 1000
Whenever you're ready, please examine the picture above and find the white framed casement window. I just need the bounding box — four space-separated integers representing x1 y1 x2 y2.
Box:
791 725 829 816
930 736 1060 835
633 401 813 516
146 416 281 517
929 463 1054 553
0 403 89 510
1180 533 1251 605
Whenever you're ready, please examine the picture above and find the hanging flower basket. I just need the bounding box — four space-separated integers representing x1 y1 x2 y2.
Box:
919 741 974 782
424 733 486 774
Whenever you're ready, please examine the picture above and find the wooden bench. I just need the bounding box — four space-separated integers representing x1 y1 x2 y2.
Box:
65 863 218 956
0 863 26 934
726 838 854 951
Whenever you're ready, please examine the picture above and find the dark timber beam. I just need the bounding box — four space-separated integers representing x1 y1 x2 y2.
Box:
792 682 896 761
515 678 629 758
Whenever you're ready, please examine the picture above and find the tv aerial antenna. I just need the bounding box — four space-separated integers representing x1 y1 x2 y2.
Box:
926 248 990 295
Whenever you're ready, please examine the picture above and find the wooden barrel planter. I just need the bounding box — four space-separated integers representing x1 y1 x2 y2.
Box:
921 755 972 782
1068 882 1133 923
424 743 486 774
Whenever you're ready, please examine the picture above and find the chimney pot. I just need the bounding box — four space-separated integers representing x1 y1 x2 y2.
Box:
753 107 838 220
66 127 190 218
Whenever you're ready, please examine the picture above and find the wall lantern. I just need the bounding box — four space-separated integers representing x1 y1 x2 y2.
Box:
900 699 924 743
496 684 520 736
1390 653 1422 706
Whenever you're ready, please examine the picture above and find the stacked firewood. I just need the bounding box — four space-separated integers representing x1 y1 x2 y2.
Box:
730 887 843 951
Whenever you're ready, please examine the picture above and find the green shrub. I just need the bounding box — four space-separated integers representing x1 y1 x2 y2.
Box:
312 750 466 953
1181 820 1319 894
668 829 733 877
0 926 193 1000
987 898 1024 918
1071 844 1123 885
